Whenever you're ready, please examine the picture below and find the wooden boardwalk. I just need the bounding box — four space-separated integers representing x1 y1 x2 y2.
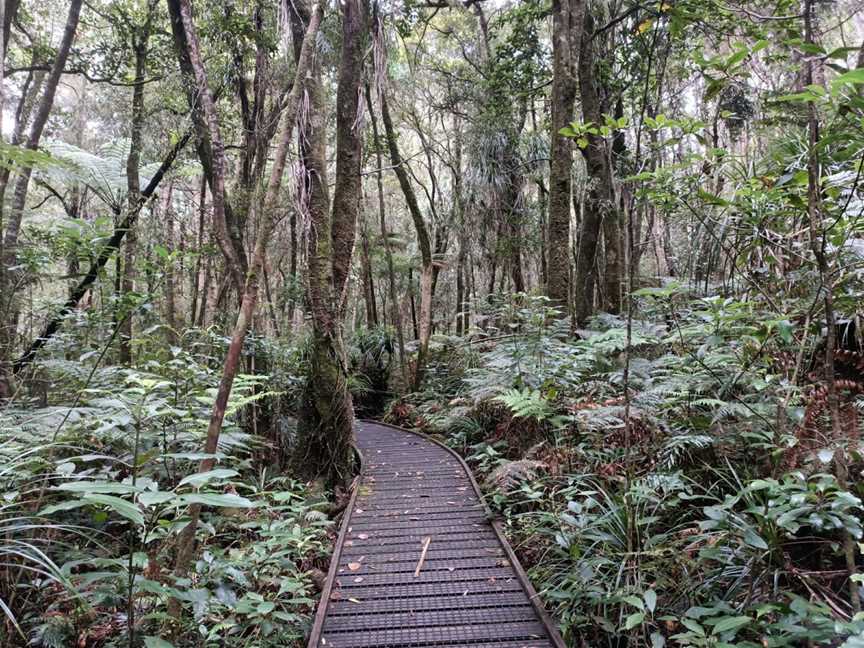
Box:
308 420 565 648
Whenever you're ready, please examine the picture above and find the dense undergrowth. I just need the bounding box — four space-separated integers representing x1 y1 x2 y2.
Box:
385 293 864 647
4 290 864 647
0 324 333 647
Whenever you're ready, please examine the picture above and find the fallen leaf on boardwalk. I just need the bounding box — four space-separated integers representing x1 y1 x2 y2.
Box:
496 560 511 567
347 562 361 571
355 508 364 514
348 598 362 604
357 533 369 540
448 567 455 572
353 577 364 583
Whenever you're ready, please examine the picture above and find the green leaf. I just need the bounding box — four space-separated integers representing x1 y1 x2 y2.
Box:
144 638 175 648
650 632 666 648
625 612 645 630
178 469 239 488
83 494 145 526
711 615 751 635
681 617 705 635
257 601 276 615
138 491 176 507
833 69 864 86
743 528 768 550
40 500 90 516
644 589 657 613
180 493 255 508
623 595 644 610
56 481 142 495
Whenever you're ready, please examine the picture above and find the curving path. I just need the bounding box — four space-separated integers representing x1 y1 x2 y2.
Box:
307 420 565 648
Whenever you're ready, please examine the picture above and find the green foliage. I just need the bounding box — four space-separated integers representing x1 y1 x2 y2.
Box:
0 335 329 646
402 288 864 646
493 388 556 422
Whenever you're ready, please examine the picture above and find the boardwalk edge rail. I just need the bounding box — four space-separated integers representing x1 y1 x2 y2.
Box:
305 419 567 648
306 440 365 648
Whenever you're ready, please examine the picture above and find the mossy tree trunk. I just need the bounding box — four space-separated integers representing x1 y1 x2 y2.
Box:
292 0 369 488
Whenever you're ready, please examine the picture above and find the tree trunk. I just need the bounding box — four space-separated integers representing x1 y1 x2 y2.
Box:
365 84 408 385
190 176 207 325
546 0 583 310
802 0 860 612
163 183 179 343
169 0 323 617
166 0 246 295
292 0 367 487
119 16 154 363
380 87 433 391
0 0 83 397
504 103 528 294
574 11 618 325
359 215 378 328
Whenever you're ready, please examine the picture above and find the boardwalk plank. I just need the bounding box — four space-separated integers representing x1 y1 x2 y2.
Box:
306 421 564 648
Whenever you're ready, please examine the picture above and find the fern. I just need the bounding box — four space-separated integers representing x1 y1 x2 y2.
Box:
494 388 554 422
484 459 545 493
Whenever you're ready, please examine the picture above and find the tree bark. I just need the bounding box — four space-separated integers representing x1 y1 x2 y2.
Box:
546 0 583 310
170 0 324 615
119 11 155 363
166 0 246 295
380 87 433 390
365 83 408 385
0 0 83 397
163 183 179 344
359 214 378 327
802 0 860 613
292 0 367 486
574 11 618 324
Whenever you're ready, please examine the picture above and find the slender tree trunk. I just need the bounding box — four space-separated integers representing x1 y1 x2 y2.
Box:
359 209 378 327
190 176 207 325
574 11 617 324
408 267 419 341
166 0 246 295
0 0 82 397
504 104 527 294
119 17 154 363
169 0 323 617
365 84 407 385
547 0 583 310
802 0 860 612
163 183 180 343
380 87 433 390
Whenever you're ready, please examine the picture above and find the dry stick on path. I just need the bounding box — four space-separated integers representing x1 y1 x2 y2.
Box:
168 0 324 614
414 536 431 577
